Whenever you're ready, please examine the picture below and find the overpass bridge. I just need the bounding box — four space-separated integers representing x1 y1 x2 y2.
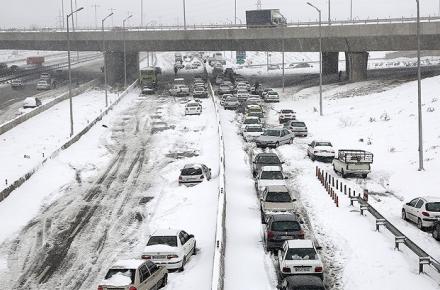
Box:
2 19 440 84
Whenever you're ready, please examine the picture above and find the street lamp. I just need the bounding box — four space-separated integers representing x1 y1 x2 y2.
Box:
416 0 424 171
123 14 133 88
67 6 84 137
102 12 114 107
183 0 187 30
350 0 353 21
141 0 144 26
234 0 237 25
328 0 331 25
307 2 323 116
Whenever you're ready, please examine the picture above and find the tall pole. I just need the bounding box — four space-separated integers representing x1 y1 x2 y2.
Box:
416 0 424 171
183 0 187 30
61 0 65 29
109 8 115 27
67 7 84 137
282 39 285 92
350 0 353 21
328 0 331 25
102 12 113 107
234 0 237 25
307 2 323 116
92 4 99 29
141 0 144 26
123 15 133 88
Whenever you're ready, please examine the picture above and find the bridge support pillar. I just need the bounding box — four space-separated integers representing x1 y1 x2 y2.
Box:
105 51 139 86
322 52 339 75
345 51 369 82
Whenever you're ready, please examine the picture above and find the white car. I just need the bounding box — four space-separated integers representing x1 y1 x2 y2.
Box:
23 97 42 109
185 101 202 115
36 80 51 90
255 165 287 195
242 124 264 142
264 91 280 102
236 90 250 102
223 96 240 110
141 229 197 271
241 116 261 131
255 128 294 148
402 196 440 230
260 185 296 222
279 109 296 123
307 141 335 162
278 240 324 279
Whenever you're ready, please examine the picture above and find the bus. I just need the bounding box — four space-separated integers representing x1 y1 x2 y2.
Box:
139 67 158 87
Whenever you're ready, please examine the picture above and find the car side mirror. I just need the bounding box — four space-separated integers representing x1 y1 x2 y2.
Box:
189 234 194 239
281 161 285 164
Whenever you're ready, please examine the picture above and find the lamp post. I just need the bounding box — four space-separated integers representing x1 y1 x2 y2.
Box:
307 2 323 116
328 0 331 25
234 0 237 25
92 4 100 29
141 0 144 26
416 0 424 171
102 12 114 107
183 0 187 30
67 6 84 137
350 0 353 21
123 15 133 88
61 0 65 29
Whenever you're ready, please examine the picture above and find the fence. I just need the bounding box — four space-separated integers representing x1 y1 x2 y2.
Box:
315 166 440 278
0 81 138 203
209 79 226 290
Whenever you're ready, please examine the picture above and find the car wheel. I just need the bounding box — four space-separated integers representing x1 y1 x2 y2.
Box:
362 173 368 179
160 274 168 288
417 218 425 231
401 210 407 221
193 242 197 255
433 225 440 241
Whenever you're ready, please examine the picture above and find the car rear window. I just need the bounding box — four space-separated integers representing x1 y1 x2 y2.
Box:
263 130 281 137
261 171 283 180
281 110 293 114
315 142 332 147
181 167 203 176
285 248 317 260
291 122 305 127
258 156 281 164
246 127 263 132
147 236 178 247
266 192 291 202
244 118 259 124
271 221 301 231
426 202 440 212
104 269 135 284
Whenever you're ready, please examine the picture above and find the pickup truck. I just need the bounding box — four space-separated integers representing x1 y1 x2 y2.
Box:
332 149 373 178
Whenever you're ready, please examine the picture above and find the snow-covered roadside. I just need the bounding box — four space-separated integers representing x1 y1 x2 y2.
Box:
261 75 440 289
221 108 277 290
0 89 120 193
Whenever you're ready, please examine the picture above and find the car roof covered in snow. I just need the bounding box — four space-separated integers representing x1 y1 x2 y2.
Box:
284 275 325 287
261 165 282 172
255 152 279 158
270 213 299 222
183 163 204 169
286 239 314 249
151 228 182 236
111 259 146 269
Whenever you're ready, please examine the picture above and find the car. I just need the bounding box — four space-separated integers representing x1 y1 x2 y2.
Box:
40 72 51 80
284 121 308 137
36 80 51 90
170 84 190 96
260 185 296 223
332 149 373 178
245 97 261 106
236 90 250 102
193 86 208 98
252 152 283 177
142 85 156 95
141 229 196 271
218 84 232 95
151 121 171 134
178 163 211 186
255 165 287 195
402 196 440 230
255 128 295 148
307 141 335 162
264 91 280 102
433 220 440 241
277 275 326 290
264 213 304 252
278 240 324 279
223 96 240 110
185 101 202 115
11 79 24 89
215 75 223 85
241 116 261 131
97 259 168 290
242 124 264 142
245 104 264 119
23 97 42 109
279 109 296 123
236 83 249 92
261 88 274 98
268 64 281 70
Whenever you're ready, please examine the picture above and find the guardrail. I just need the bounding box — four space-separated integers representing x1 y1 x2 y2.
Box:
0 81 138 203
209 78 226 290
315 166 440 279
2 16 440 33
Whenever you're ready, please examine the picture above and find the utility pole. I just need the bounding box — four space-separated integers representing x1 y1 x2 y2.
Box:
282 39 285 92
109 8 115 27
61 0 65 29
141 0 144 26
235 0 237 25
350 0 353 21
183 0 187 30
328 0 331 25
123 15 133 88
102 12 113 107
416 0 424 171
92 4 99 29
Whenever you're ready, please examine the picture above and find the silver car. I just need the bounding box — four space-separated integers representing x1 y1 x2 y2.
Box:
179 163 212 186
284 121 308 137
256 128 295 148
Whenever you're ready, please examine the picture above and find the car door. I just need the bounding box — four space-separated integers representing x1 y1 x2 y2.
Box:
414 199 425 221
283 129 291 144
182 231 194 255
308 141 315 156
179 231 190 258
146 261 162 290
138 264 152 290
406 198 420 222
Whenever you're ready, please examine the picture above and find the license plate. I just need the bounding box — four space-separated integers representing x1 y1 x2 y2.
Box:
281 236 293 239
294 266 312 272
153 255 166 259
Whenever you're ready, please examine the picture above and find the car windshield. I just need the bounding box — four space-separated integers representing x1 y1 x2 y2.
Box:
226 97 238 102
281 110 293 114
265 192 291 202
244 118 259 124
181 167 203 176
104 269 135 284
315 142 332 147
263 130 280 137
268 92 278 95
147 236 178 247
261 171 283 180
258 156 281 164
291 122 305 127
187 103 199 107
426 202 440 212
272 221 301 231
246 127 263 132
285 248 317 260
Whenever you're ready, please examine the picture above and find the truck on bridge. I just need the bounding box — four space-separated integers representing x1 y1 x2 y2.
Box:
26 56 45 66
139 67 158 88
246 9 286 27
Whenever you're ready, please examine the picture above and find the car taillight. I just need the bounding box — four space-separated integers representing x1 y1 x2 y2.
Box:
129 287 137 290
200 175 204 179
282 267 291 273
298 230 304 239
315 266 323 273
179 176 183 180
97 286 103 290
141 255 152 259
267 231 274 239
167 254 179 259
422 211 430 217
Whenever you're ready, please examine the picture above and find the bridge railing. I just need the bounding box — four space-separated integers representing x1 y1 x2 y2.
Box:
2 16 440 33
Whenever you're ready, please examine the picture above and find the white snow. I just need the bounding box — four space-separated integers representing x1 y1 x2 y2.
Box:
101 271 133 287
